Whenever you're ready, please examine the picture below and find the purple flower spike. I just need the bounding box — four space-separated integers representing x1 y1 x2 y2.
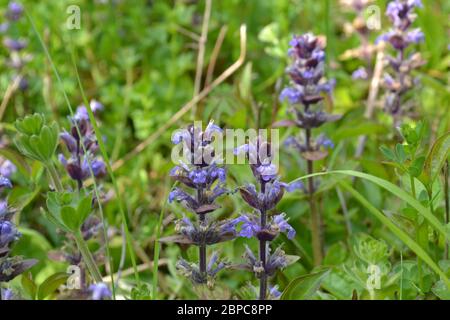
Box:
380 0 425 118
6 2 24 21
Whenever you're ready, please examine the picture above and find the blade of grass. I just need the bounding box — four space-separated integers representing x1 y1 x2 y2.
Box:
26 10 119 296
152 193 168 300
338 180 450 288
70 43 141 286
290 170 449 241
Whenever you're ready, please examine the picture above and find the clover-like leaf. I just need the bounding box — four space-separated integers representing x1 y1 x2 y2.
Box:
60 206 80 232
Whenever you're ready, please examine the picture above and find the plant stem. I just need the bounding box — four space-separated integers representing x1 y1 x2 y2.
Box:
259 182 267 300
74 231 103 284
445 161 449 260
46 162 64 192
305 127 323 265
199 213 207 278
410 175 424 290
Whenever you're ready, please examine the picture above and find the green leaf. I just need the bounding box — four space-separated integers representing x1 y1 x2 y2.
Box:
409 156 425 177
380 146 396 162
60 206 80 232
291 170 448 242
281 268 330 300
0 148 31 176
339 181 450 288
21 273 37 300
432 280 450 300
36 272 70 300
323 242 347 265
395 144 406 163
77 194 93 225
15 113 43 136
421 132 450 190
41 207 69 232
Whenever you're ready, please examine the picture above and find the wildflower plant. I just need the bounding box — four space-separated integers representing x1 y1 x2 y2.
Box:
167 121 238 288
14 111 107 288
59 101 106 190
377 0 425 125
278 33 340 265
1 1 31 92
0 175 37 299
340 0 377 81
234 136 301 300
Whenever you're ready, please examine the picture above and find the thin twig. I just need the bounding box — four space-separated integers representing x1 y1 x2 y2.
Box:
444 160 449 259
176 25 201 42
205 25 228 86
0 75 22 121
112 25 247 171
355 50 385 158
192 0 212 119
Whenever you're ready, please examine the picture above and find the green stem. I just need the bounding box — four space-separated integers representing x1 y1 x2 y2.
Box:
46 162 64 192
305 127 323 265
71 47 141 286
74 231 103 284
410 175 424 291
444 161 449 260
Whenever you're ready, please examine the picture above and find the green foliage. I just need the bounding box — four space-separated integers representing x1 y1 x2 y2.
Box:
14 114 59 164
45 192 93 233
0 0 448 300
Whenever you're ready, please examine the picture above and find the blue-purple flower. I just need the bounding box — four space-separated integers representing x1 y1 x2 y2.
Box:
6 2 23 21
378 0 425 119
280 33 335 106
59 102 106 186
0 176 12 190
169 121 235 286
237 212 296 241
0 159 17 179
352 67 369 80
89 283 112 300
0 220 20 248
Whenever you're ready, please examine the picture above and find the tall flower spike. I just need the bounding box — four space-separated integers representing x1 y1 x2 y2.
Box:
235 135 301 300
377 0 425 123
59 101 106 189
3 1 31 92
168 121 235 288
278 33 338 266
